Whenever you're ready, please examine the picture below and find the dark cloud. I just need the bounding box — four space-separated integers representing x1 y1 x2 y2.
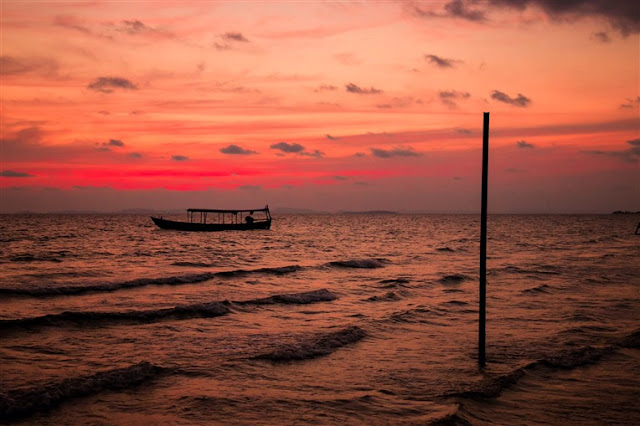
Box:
107 139 124 147
270 142 305 153
87 77 138 93
439 90 470 108
371 147 422 158
129 152 143 159
592 31 611 42
415 1 640 35
456 128 473 134
345 83 382 95
171 155 189 161
489 0 640 36
413 0 486 22
326 134 340 140
120 20 151 34
491 90 531 107
444 0 487 21
220 144 257 155
222 32 249 42
238 185 261 190
334 176 348 181
1 170 35 178
424 54 457 68
516 140 535 148
620 96 640 108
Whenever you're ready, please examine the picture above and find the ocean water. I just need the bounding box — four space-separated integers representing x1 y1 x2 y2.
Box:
0 213 638 424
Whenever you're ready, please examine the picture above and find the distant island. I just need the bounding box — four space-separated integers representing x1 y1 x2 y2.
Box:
338 210 398 215
612 211 640 214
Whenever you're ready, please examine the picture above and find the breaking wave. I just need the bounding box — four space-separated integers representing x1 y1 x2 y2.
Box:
236 289 338 305
0 265 304 298
446 328 640 401
253 325 366 362
438 274 471 285
1 289 339 334
0 362 167 420
366 291 402 302
522 284 551 294
327 258 390 269
0 302 231 333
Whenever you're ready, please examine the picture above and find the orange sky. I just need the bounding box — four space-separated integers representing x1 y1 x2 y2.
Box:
1 0 638 213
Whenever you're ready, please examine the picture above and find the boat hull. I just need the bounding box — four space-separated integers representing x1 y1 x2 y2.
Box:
151 216 271 232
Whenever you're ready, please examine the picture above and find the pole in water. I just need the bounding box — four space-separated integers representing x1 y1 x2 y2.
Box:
479 112 489 367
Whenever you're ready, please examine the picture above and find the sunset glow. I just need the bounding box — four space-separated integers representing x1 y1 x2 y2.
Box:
1 0 638 213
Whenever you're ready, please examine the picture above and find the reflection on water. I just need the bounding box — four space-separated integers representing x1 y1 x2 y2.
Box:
0 214 638 423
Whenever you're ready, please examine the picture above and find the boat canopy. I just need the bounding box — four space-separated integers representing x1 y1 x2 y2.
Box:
186 206 269 214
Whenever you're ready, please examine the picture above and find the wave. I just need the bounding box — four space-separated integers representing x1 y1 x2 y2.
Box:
327 258 390 269
1 289 338 334
0 302 231 333
0 265 304 298
0 361 167 421
236 289 338 305
438 274 471 285
522 284 551 294
446 328 640 402
8 254 63 263
252 325 366 362
366 291 401 302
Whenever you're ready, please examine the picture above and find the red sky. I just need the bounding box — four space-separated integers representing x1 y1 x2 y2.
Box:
1 0 638 213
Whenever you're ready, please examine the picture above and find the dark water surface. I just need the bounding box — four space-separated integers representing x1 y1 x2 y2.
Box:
1 214 638 424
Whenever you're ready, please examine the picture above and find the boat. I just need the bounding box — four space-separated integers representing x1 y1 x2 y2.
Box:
151 206 272 232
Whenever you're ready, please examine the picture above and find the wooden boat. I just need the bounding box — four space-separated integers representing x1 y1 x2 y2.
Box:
151 206 271 232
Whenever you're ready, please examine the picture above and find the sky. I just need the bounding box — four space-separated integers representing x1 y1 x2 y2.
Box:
1 0 638 213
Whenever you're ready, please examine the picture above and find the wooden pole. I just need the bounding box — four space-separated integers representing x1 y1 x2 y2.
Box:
479 112 489 367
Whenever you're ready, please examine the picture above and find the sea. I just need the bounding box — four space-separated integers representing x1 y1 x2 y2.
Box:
0 213 638 425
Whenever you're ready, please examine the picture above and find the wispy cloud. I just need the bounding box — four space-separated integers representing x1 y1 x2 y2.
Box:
87 77 138 93
220 144 257 155
439 90 470 108
592 31 611 43
491 90 531 107
581 138 640 163
413 0 486 22
516 140 535 148
326 134 340 140
424 54 458 68
171 155 189 161
315 84 338 92
1 170 35 178
620 96 640 109
300 149 325 158
0 55 58 76
371 147 421 158
222 32 250 42
345 83 382 94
